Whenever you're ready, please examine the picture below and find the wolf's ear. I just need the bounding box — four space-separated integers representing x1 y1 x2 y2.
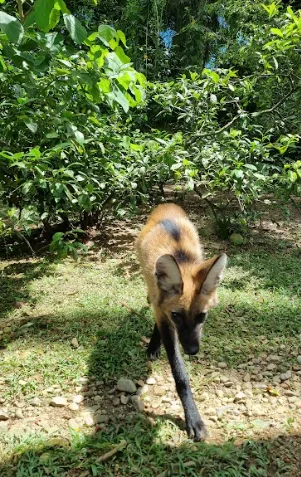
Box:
195 253 227 294
155 254 183 296
201 253 227 293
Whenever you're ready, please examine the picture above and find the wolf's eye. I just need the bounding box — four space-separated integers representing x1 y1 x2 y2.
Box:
171 312 183 324
196 313 207 324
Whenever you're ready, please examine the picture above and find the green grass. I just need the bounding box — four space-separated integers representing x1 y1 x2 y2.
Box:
0 218 300 476
0 417 295 477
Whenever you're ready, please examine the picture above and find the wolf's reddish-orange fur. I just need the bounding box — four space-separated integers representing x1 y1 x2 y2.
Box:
136 203 220 325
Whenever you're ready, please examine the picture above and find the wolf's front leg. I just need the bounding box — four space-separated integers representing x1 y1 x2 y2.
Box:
159 319 207 441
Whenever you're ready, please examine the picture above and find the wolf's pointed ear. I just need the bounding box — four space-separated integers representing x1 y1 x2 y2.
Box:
155 254 183 296
195 253 227 294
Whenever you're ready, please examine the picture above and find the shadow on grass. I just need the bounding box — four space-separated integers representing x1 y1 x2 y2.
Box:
0 259 53 324
0 301 300 475
222 243 300 297
0 413 300 476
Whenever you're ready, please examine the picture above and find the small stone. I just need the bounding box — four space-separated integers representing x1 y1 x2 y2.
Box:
216 405 233 418
245 390 253 398
295 401 301 409
252 358 261 365
267 355 281 362
137 380 145 387
151 401 161 409
120 395 129 405
93 395 102 403
83 390 95 397
94 413 109 424
280 371 292 381
216 390 224 398
243 373 251 382
71 338 79 348
234 392 246 403
198 392 209 401
146 377 157 385
141 336 150 345
284 390 295 397
85 415 95 426
0 410 9 421
131 395 145 412
73 395 85 404
288 396 299 404
113 398 120 406
267 363 277 371
154 386 165 396
136 385 148 396
15 409 24 419
253 383 267 390
117 378 137 393
69 403 79 411
78 377 89 384
0 398 5 404
162 396 172 403
69 419 80 430
19 380 27 386
297 356 301 365
205 407 216 416
224 382 233 388
218 362 227 369
50 397 68 407
30 397 41 407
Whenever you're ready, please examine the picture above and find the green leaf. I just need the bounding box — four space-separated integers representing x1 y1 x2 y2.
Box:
48 6 61 30
117 30 126 46
98 77 111 93
24 120 38 133
73 129 85 145
22 182 33 194
114 46 131 64
63 169 74 178
270 28 283 37
110 88 129 112
288 170 297 183
23 10 36 29
63 14 87 44
57 0 69 14
203 69 220 83
261 3 278 17
34 0 55 31
0 12 24 43
52 232 64 243
29 147 41 158
46 132 59 138
0 56 6 71
98 25 116 46
234 169 244 179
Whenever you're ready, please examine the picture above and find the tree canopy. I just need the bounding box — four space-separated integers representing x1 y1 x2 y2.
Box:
0 0 300 256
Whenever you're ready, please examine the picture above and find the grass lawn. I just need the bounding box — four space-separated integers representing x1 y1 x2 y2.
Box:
0 201 300 476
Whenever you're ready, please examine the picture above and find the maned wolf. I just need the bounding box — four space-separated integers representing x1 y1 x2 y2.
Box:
136 203 227 440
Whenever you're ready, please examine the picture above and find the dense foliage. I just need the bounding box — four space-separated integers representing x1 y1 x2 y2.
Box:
0 1 300 254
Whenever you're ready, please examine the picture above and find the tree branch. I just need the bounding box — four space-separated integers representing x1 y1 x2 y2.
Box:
193 86 296 141
16 0 25 22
